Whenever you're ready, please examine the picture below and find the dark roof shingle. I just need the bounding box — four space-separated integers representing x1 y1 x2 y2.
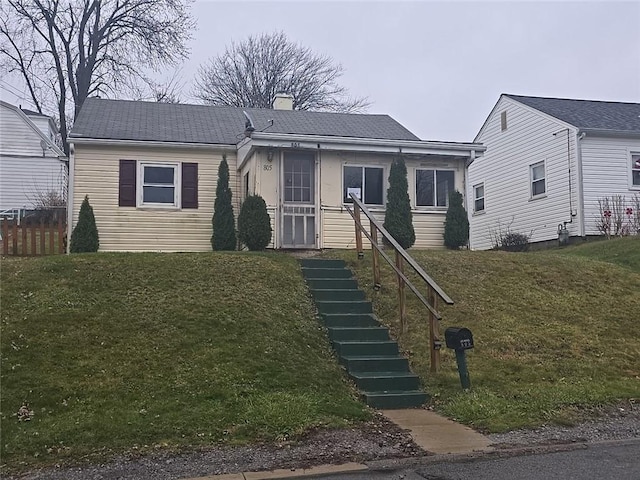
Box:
70 98 420 144
506 94 640 133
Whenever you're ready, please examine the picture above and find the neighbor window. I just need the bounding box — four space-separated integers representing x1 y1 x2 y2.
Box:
530 161 546 197
632 153 640 187
141 163 178 205
416 169 455 207
343 166 384 205
474 183 485 212
501 111 507 131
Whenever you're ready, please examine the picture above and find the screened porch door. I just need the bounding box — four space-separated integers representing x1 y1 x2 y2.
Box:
281 152 316 248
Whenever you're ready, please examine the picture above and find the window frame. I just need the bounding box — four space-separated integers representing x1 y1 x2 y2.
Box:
342 164 385 206
529 161 546 199
415 168 456 208
138 162 180 208
473 183 485 213
630 151 640 189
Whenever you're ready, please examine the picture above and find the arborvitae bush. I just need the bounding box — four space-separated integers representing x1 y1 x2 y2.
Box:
443 190 469 249
211 156 237 250
383 157 415 249
238 195 272 251
70 195 99 253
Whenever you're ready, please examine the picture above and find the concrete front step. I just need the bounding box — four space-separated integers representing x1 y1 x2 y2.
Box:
350 371 421 392
321 313 381 328
306 278 359 290
301 267 353 279
333 340 399 357
328 326 389 342
316 300 373 314
341 355 410 372
362 390 428 409
311 289 366 302
299 258 346 269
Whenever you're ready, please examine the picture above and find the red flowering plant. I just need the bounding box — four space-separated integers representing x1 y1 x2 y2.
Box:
596 195 640 238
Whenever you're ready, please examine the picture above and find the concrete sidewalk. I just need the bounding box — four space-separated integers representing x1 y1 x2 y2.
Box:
381 409 494 455
188 409 493 479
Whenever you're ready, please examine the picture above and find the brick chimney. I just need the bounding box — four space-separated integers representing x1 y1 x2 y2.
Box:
273 93 294 110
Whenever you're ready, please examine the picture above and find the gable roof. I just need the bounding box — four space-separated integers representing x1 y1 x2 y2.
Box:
505 94 640 134
0 100 66 158
69 98 421 145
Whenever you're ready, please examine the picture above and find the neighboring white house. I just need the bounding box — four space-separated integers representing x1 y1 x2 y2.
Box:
468 94 640 250
67 96 485 252
0 101 67 216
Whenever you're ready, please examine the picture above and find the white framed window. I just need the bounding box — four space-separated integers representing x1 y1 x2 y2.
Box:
631 152 640 188
530 161 546 198
139 163 179 207
474 183 485 213
416 169 455 207
343 165 384 205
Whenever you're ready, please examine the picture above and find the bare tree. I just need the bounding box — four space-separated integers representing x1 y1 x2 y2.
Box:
194 32 369 113
0 0 194 154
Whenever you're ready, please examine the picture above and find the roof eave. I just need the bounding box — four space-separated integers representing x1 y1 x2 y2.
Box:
578 128 640 139
68 136 238 150
237 132 484 171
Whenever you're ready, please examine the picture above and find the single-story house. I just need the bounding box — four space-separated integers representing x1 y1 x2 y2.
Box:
68 95 484 251
0 100 67 216
468 94 640 250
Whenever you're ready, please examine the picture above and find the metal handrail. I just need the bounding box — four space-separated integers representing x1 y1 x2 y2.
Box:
345 193 453 372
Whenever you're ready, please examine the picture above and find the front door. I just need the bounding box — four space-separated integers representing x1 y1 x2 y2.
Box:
281 152 316 248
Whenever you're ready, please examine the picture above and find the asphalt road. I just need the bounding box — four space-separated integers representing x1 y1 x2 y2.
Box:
311 440 640 480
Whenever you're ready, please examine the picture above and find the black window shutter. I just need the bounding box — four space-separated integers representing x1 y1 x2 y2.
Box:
119 160 136 207
182 163 198 209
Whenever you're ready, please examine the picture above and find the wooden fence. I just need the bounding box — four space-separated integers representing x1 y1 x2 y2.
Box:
1 218 66 256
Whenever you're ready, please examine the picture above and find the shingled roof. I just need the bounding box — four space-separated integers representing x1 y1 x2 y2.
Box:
69 98 420 144
506 94 640 134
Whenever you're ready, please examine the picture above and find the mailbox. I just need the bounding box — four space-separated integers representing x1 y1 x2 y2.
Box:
445 327 474 350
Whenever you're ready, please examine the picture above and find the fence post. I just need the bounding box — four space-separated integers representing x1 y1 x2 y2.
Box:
370 220 381 289
2 220 8 255
12 221 18 255
57 218 65 254
395 250 407 334
29 219 36 256
21 220 27 256
40 220 46 255
49 220 55 254
354 202 364 259
428 287 441 373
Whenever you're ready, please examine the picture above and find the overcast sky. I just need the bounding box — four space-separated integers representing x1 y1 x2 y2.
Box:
2 1 639 142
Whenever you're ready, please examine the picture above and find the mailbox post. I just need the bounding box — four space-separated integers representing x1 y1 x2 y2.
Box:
444 327 474 390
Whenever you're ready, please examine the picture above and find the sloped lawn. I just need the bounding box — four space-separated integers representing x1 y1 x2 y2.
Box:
329 241 640 432
0 253 368 472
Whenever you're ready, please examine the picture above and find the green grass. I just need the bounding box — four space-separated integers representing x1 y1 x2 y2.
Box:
556 236 640 271
0 253 369 472
3 239 639 470
328 239 640 432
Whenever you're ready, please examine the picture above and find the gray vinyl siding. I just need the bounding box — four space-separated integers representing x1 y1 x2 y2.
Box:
580 136 640 235
469 97 581 250
0 103 65 211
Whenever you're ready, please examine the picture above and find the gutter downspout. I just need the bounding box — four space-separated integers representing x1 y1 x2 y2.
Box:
465 150 476 249
576 131 587 237
66 143 75 254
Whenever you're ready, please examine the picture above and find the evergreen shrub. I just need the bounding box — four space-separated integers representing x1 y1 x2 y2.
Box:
238 195 272 251
70 195 99 253
443 190 469 249
211 156 237 250
383 157 415 249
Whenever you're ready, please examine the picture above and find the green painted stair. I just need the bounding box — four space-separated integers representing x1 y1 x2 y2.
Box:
300 258 427 409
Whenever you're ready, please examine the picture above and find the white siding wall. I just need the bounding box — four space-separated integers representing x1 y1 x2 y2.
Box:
72 144 236 252
580 136 640 235
469 97 581 250
0 103 65 211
